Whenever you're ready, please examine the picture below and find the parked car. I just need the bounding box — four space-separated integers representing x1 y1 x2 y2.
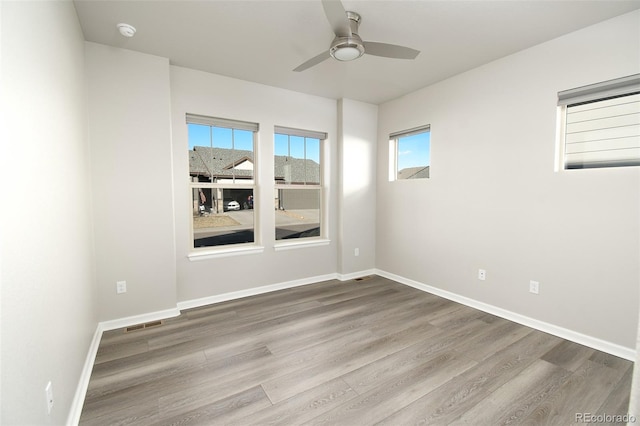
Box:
223 199 240 211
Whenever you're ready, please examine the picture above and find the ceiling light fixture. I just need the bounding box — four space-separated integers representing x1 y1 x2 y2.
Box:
116 23 136 38
293 3 420 73
330 37 365 61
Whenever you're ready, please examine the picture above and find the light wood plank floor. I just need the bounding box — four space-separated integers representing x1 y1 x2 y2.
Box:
80 276 633 425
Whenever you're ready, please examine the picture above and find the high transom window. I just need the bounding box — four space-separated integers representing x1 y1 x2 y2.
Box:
389 125 431 180
558 74 640 169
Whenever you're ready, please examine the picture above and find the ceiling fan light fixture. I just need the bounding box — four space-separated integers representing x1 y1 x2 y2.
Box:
330 37 365 61
292 2 419 72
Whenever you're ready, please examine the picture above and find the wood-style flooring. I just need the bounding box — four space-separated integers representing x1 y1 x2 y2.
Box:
80 276 633 425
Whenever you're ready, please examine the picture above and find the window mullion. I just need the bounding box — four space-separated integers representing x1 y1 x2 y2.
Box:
304 137 307 185
209 125 214 183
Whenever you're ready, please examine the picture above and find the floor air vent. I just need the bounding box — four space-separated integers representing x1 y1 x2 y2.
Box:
354 276 372 282
124 320 163 333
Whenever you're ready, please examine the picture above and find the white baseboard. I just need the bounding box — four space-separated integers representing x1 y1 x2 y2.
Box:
375 269 636 361
66 307 182 424
177 270 380 311
70 268 633 425
66 325 103 426
98 270 374 332
65 271 362 424
337 269 378 282
177 273 339 311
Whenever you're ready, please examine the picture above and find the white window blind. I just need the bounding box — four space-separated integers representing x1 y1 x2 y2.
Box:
559 74 640 169
390 125 431 140
274 125 327 140
186 113 259 132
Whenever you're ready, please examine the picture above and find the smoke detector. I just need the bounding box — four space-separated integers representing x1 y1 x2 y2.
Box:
116 23 136 38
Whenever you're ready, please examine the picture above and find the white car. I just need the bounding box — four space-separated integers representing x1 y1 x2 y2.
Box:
223 200 240 211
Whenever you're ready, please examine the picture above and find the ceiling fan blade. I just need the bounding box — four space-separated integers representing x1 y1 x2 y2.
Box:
322 0 351 37
293 51 331 72
363 41 420 60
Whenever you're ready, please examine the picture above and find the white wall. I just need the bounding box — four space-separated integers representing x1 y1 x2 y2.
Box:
376 10 640 350
3 3 637 423
170 66 339 302
631 295 640 418
0 2 97 424
85 43 177 321
338 99 378 277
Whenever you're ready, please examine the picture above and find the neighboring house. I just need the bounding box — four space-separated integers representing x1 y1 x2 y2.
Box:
397 166 429 180
189 146 254 182
274 155 320 185
189 146 319 183
190 146 320 212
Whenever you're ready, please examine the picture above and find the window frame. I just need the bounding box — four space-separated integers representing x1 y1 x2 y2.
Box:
389 125 431 181
186 114 262 259
274 126 328 249
556 74 640 171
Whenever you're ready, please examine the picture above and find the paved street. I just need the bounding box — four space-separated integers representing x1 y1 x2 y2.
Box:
194 209 320 246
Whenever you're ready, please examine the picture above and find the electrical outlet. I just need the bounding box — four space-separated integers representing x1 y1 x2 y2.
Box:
529 280 539 294
45 381 53 414
478 269 486 281
116 280 127 294
354 248 360 257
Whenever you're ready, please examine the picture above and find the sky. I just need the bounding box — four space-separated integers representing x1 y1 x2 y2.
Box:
274 133 320 163
188 124 253 151
397 131 430 171
188 124 321 163
188 123 427 170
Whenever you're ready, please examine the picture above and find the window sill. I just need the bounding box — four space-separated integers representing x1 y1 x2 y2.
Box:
188 245 265 261
274 238 331 251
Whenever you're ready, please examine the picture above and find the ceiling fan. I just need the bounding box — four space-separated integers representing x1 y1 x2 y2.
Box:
294 0 420 72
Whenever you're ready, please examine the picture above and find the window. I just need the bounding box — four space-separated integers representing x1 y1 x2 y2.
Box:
186 113 258 249
558 74 640 169
274 126 326 242
389 125 431 180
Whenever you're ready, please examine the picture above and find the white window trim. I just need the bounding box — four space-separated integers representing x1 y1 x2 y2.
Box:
389 139 397 182
274 238 330 251
556 74 640 171
554 106 567 172
274 183 326 246
274 127 327 248
188 182 262 255
187 114 260 253
389 125 431 181
187 244 265 261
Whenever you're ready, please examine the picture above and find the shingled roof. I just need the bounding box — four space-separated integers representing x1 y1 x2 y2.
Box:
397 166 430 180
274 155 320 184
190 146 319 184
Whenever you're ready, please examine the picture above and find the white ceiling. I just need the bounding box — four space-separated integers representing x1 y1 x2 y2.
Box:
74 0 640 105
